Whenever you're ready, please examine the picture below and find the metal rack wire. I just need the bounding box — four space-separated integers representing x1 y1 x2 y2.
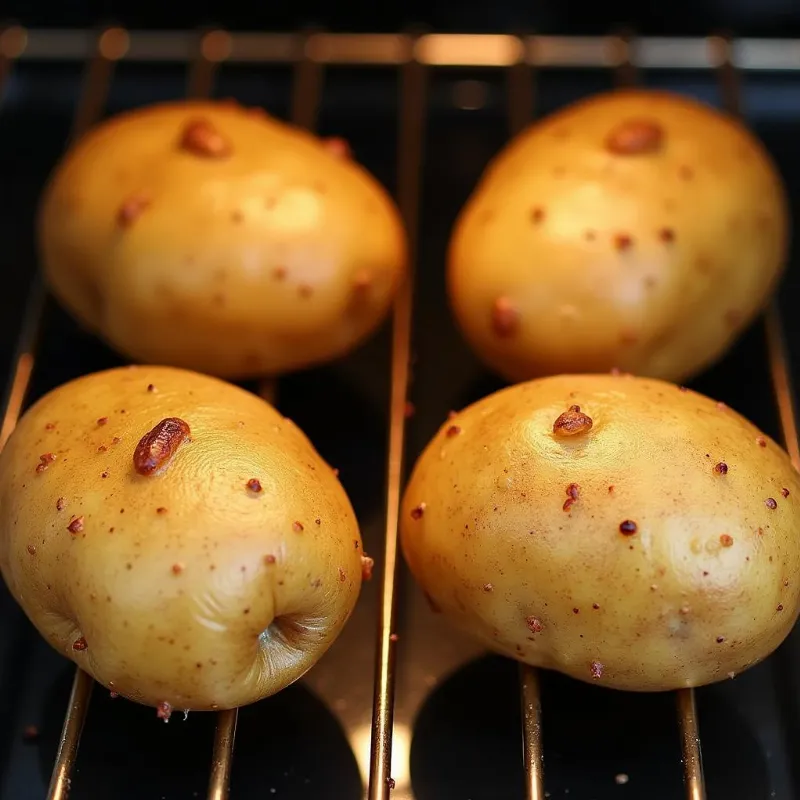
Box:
0 25 798 800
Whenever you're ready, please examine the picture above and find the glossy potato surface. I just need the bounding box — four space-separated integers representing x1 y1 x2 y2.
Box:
401 374 800 690
448 89 788 384
39 100 407 379
0 366 365 714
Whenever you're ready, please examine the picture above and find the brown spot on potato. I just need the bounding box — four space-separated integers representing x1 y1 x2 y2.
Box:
563 497 576 512
72 637 88 651
720 534 734 547
361 555 374 581
322 137 351 159
171 563 184 575
147 384 157 393
298 284 313 298
179 119 231 158
97 445 107 453
292 521 304 532
156 507 167 515
659 227 675 243
491 297 519 338
133 417 191 476
272 266 287 281
526 616 543 633
26 544 36 555
614 233 633 251
766 498 778 510
553 405 593 437
35 453 56 474
56 497 65 511
606 119 664 155
446 425 461 438
116 193 151 227
246 478 262 493
592 603 600 610
156 701 173 721
483 583 494 592
777 604 784 612
757 437 767 447
264 554 276 565
67 516 84 534
97 417 108 426
714 462 728 475
45 422 56 431
590 660 604 679
338 568 346 582
782 488 790 498
530 207 545 224
716 636 725 643
619 520 638 536
410 503 426 520
101 471 109 479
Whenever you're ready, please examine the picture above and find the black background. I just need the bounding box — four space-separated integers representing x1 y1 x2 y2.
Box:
3 0 800 36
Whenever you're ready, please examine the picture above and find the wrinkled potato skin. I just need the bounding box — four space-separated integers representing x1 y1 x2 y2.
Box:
0 366 363 711
401 375 800 691
38 100 407 379
448 89 788 384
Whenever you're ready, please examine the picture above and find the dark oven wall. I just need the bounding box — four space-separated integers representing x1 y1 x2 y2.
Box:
3 0 800 36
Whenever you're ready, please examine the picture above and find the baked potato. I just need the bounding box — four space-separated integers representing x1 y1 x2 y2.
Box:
401 374 800 691
447 88 789 384
0 366 369 716
38 100 407 379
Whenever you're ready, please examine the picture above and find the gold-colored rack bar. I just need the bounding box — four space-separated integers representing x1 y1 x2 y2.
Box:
368 47 426 800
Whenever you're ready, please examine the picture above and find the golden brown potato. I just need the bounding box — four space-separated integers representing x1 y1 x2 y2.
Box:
38 100 407 379
448 89 788 384
0 366 368 716
401 374 800 691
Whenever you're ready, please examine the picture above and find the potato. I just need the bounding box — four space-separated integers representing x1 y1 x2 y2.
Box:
447 89 788 384
400 374 800 691
0 366 368 716
38 100 407 379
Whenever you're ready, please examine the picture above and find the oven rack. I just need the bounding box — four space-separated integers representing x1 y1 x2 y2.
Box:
0 25 798 800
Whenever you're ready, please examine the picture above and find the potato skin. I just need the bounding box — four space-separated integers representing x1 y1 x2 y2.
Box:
448 89 789 384
401 374 800 691
38 100 407 379
0 366 364 712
